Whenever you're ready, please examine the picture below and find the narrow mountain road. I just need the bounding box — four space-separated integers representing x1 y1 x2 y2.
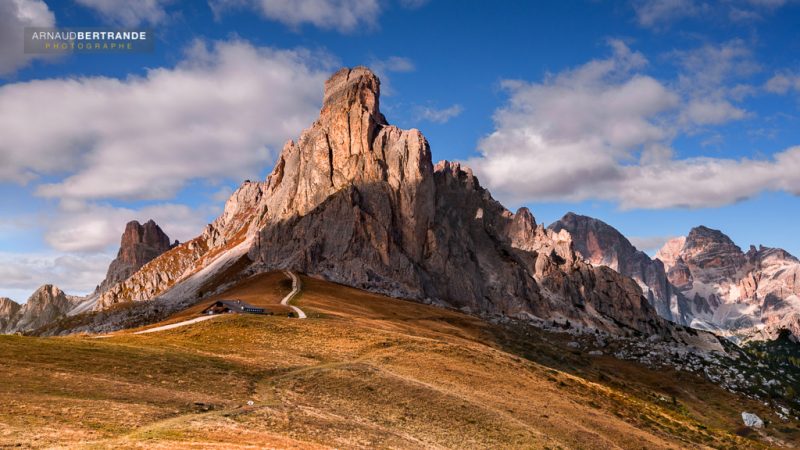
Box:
93 271 307 337
281 271 307 319
133 315 219 335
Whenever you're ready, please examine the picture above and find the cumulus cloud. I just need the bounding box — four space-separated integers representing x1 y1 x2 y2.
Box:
416 104 463 123
683 99 747 125
0 199 217 299
0 38 334 300
0 39 332 200
0 0 56 76
209 0 380 32
74 0 170 26
470 41 800 210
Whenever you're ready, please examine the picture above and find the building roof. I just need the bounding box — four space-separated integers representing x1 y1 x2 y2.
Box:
203 299 265 314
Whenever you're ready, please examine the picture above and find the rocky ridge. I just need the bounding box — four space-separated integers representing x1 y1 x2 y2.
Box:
244 67 675 337
75 67 697 340
548 214 800 342
94 180 268 310
657 227 800 341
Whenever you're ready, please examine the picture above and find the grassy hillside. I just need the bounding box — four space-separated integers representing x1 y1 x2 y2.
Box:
1 273 797 448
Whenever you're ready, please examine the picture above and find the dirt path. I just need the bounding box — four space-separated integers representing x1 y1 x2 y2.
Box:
281 271 307 319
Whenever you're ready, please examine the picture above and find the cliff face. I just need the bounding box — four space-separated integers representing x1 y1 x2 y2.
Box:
98 220 174 293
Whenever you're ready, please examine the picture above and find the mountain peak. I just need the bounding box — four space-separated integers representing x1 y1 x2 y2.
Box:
686 225 736 246
89 67 671 339
676 225 745 283
321 66 386 126
98 219 173 293
32 284 63 297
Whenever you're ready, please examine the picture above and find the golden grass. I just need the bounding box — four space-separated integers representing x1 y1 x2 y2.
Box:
0 273 793 448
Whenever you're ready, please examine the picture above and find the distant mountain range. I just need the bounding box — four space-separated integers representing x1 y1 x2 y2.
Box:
552 213 800 342
2 67 797 346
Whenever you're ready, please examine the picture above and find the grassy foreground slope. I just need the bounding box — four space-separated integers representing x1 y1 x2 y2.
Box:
0 273 796 448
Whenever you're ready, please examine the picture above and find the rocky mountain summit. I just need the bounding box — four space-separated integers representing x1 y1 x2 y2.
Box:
97 220 175 293
77 67 710 341
658 227 800 341
245 67 705 337
0 285 79 333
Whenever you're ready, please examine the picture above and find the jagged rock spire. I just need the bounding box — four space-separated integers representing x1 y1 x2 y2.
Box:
98 219 173 293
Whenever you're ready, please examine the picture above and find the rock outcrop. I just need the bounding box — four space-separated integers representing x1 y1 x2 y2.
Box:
657 226 800 341
549 213 692 325
97 220 174 293
2 285 80 333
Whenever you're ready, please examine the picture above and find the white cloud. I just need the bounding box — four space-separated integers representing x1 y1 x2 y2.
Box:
0 197 216 299
44 201 213 253
371 56 415 74
209 0 380 32
672 40 758 127
0 251 112 299
683 99 747 125
74 0 170 26
369 55 415 95
765 72 800 94
633 0 791 27
398 0 430 8
632 0 701 28
0 0 56 75
470 41 800 210
416 104 463 123
0 39 332 200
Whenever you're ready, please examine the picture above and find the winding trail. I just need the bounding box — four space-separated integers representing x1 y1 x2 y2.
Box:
281 271 307 319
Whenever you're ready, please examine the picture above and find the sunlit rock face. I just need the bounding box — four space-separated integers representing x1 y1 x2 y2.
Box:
2 285 80 333
98 220 174 293
657 227 800 341
549 213 693 326
89 67 681 338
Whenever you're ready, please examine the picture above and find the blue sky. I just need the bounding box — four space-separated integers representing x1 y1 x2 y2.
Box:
1 0 800 301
